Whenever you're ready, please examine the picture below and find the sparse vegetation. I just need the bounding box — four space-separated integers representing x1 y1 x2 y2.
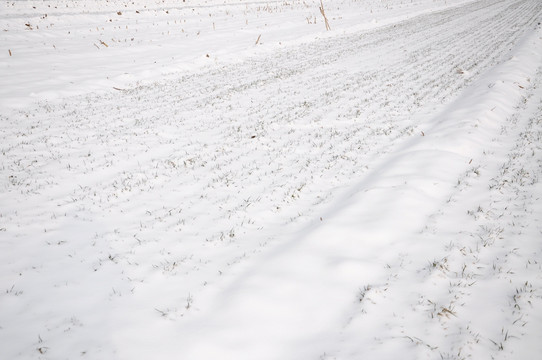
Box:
1 1 541 359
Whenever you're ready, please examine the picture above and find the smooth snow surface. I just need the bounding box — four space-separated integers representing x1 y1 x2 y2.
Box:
1 1 542 359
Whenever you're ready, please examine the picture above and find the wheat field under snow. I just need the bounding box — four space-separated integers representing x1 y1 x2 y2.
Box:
1 0 542 359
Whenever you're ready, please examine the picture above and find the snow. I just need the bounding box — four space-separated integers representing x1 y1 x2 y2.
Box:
1 0 542 359
0 0 477 110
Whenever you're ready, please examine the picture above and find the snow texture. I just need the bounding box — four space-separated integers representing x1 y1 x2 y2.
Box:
1 0 542 359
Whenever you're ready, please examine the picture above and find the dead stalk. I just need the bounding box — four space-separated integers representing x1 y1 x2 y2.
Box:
319 0 331 31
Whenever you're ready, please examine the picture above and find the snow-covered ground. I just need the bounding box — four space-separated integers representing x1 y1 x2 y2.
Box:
1 0 541 359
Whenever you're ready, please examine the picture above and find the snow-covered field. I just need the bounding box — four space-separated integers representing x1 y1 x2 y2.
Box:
1 0 542 359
